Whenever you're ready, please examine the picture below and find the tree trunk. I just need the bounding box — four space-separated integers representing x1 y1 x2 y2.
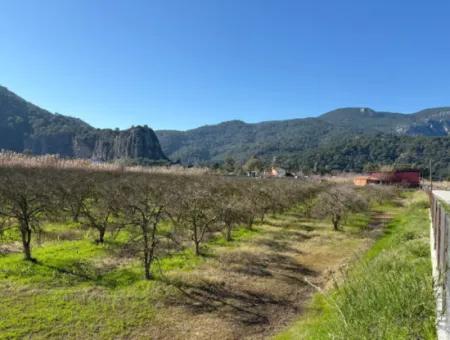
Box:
20 222 34 261
142 220 158 280
193 223 201 256
72 205 80 223
97 227 105 244
247 216 254 230
194 240 201 256
225 223 232 241
332 220 339 231
144 255 152 280
260 214 265 223
142 226 152 280
332 215 341 231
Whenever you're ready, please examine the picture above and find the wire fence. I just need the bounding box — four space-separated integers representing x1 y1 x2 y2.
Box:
429 190 450 340
430 193 450 295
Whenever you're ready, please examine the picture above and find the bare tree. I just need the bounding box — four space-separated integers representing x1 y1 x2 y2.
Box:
76 173 121 244
313 185 368 231
361 185 399 205
168 178 218 256
55 170 91 223
215 180 247 241
0 168 54 261
118 174 169 279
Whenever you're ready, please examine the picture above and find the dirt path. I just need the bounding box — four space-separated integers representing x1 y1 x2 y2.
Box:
133 210 392 339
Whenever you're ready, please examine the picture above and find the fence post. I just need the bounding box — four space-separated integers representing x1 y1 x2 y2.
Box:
430 191 450 338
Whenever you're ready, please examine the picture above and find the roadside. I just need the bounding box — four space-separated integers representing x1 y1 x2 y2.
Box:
276 191 436 340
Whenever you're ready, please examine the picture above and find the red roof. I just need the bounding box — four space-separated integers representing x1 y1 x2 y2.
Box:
368 170 420 185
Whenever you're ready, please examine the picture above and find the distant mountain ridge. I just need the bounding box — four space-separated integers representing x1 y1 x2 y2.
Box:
319 107 450 136
0 86 167 162
1 85 449 177
156 106 450 165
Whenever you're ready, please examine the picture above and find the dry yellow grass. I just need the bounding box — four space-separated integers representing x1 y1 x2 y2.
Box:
422 179 450 190
314 173 358 184
0 151 209 175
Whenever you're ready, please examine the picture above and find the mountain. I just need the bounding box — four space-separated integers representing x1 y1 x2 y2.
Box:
157 118 341 165
0 86 167 162
319 107 450 136
1 85 449 177
156 106 450 164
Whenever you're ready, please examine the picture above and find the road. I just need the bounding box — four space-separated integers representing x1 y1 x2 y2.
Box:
433 190 450 204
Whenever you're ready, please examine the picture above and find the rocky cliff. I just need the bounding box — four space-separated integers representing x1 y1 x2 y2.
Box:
89 126 167 161
0 85 168 163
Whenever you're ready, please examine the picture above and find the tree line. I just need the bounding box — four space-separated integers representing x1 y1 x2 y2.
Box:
0 167 326 280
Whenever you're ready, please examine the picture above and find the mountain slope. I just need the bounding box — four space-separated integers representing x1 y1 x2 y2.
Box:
1 85 449 175
156 106 450 165
0 86 167 162
157 118 341 164
298 133 450 177
319 107 450 136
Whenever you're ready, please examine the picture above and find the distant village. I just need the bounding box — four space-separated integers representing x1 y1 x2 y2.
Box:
245 164 422 188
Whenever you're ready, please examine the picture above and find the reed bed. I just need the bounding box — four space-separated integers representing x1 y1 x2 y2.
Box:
0 151 209 175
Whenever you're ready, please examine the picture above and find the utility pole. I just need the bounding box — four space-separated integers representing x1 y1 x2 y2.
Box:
429 159 433 192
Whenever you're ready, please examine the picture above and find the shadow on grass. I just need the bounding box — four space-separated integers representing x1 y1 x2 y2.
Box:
161 248 318 328
264 220 316 232
254 238 304 255
32 259 142 288
164 278 293 326
264 229 316 242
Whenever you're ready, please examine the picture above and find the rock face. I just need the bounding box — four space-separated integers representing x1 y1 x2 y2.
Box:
90 126 167 161
0 85 168 162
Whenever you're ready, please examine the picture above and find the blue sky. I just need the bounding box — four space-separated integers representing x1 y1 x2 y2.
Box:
1 0 449 130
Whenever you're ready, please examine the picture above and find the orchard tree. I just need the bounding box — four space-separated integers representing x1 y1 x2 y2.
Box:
313 185 368 231
361 185 399 205
0 168 54 261
215 180 247 241
118 174 169 279
168 178 218 256
55 169 91 223
78 173 121 244
253 183 275 223
239 180 277 229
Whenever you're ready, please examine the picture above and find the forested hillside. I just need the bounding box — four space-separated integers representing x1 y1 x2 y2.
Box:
157 107 450 177
0 86 167 163
286 134 450 178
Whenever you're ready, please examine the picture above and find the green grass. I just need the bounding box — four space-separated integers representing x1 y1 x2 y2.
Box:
208 225 260 247
1 193 435 339
343 212 371 232
441 200 450 214
0 218 265 338
276 191 436 340
0 238 166 338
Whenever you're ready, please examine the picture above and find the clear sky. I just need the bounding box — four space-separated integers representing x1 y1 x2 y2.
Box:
0 0 449 131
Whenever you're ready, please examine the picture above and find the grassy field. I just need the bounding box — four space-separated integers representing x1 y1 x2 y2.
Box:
0 200 380 339
0 191 433 339
276 191 436 340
